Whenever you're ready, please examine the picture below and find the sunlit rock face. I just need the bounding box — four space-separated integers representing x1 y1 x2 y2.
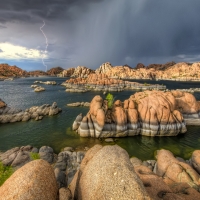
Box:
72 90 200 138
94 62 200 80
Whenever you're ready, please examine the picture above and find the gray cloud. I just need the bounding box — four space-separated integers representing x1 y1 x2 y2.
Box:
0 24 7 29
0 49 3 52
1 0 200 70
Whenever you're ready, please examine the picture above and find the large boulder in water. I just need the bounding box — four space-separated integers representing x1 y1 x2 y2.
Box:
0 159 58 200
74 90 193 137
69 145 150 200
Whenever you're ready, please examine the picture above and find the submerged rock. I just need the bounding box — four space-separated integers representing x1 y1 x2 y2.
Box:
34 86 45 92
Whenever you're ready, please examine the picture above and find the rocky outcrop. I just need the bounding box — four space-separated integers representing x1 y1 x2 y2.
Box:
1 144 200 199
69 145 150 200
62 68 75 77
67 102 90 107
0 63 28 78
54 149 85 186
47 66 64 76
73 90 198 138
94 61 200 81
0 99 6 108
61 66 94 78
0 159 58 200
28 70 47 77
71 66 94 78
34 86 45 92
134 164 200 200
0 101 62 123
62 74 166 92
156 149 200 190
0 145 57 169
95 62 113 74
0 145 33 168
191 150 200 174
30 84 38 88
0 145 85 190
59 188 73 200
34 80 57 85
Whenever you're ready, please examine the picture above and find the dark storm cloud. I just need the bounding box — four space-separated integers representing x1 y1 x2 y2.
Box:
1 0 200 70
0 0 104 23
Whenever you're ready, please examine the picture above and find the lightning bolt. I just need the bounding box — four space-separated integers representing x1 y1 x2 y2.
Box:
40 20 48 72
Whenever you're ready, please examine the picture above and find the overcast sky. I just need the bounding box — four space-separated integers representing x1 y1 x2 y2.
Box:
0 0 200 71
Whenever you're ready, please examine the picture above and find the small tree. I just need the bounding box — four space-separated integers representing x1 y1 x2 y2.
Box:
105 93 114 109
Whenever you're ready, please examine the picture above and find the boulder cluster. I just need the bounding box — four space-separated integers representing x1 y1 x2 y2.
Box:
73 90 200 137
1 145 200 199
0 99 62 123
62 74 165 92
62 66 94 78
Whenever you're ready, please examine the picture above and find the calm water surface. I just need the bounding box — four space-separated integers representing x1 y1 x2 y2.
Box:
1 77 200 160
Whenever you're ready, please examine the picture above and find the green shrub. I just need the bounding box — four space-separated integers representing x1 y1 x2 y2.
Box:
105 93 114 108
0 162 13 186
30 152 40 160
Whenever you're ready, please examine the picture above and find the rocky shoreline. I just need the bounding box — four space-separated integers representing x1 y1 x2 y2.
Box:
62 74 166 93
0 99 62 123
1 144 200 199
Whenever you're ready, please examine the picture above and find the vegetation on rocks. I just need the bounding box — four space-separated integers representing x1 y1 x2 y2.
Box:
105 93 114 108
30 152 40 160
0 162 13 186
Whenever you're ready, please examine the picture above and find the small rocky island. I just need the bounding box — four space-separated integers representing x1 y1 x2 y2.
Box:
0 99 62 123
73 90 200 137
62 74 166 92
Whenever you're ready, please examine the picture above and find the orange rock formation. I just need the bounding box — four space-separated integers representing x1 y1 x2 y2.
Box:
73 90 200 137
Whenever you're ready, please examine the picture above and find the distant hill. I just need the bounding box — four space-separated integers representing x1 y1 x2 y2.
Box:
1 61 200 81
28 70 47 77
0 64 28 79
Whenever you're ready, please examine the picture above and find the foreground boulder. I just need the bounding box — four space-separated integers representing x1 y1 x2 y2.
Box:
69 145 150 200
73 90 200 137
0 159 58 200
191 150 200 174
134 164 200 200
156 149 200 191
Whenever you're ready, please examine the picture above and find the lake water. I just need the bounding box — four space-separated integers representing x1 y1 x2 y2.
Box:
1 77 200 160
